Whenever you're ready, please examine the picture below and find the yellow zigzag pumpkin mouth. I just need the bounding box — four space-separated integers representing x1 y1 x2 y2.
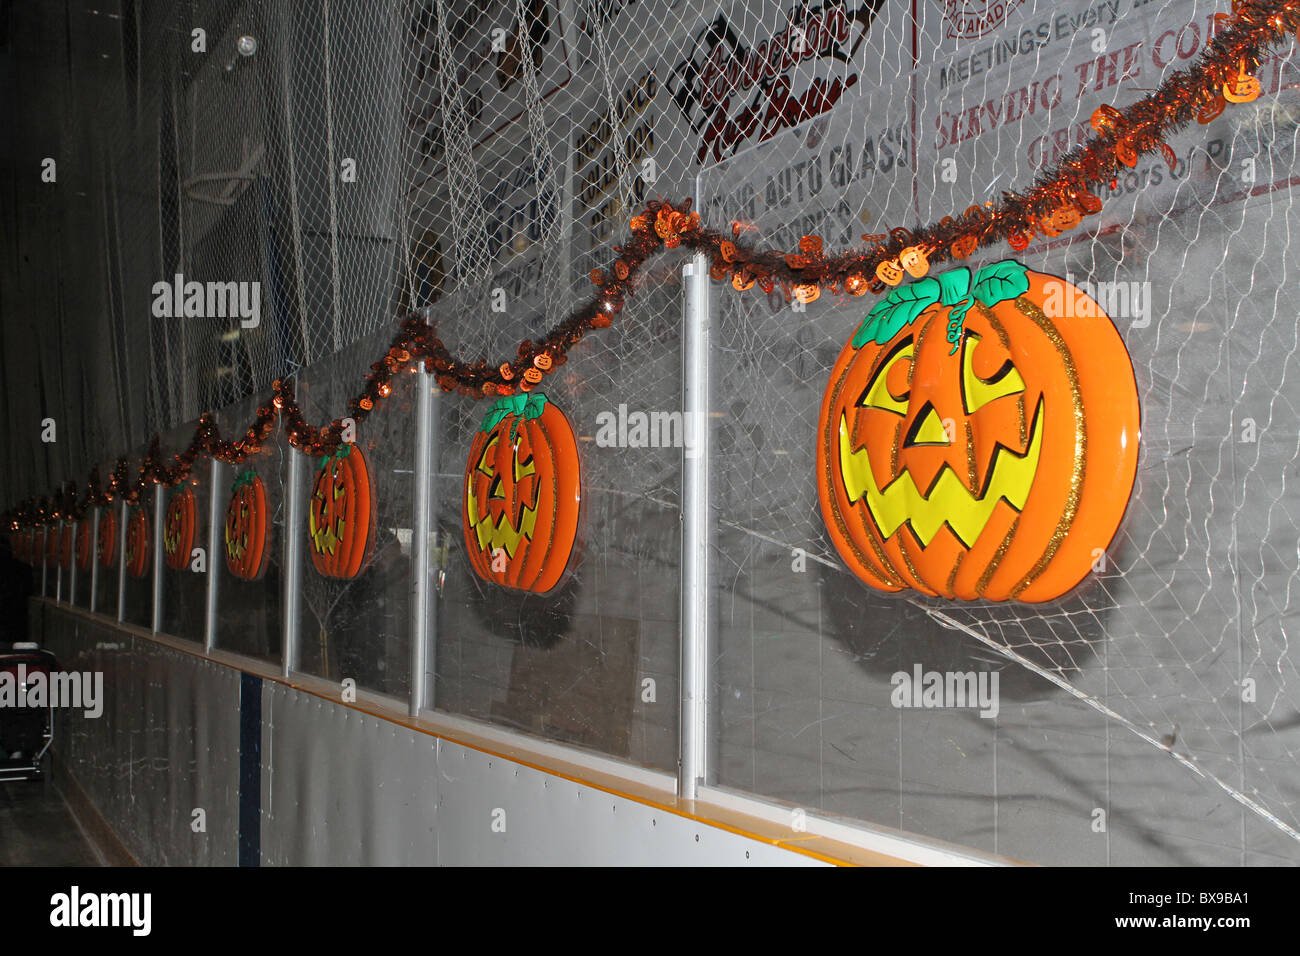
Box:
465 475 538 559
837 398 1044 549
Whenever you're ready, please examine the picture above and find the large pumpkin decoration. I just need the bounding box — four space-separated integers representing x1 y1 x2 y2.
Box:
75 519 92 571
98 508 118 569
163 486 197 571
225 471 270 581
309 444 375 580
817 260 1140 603
462 392 580 594
124 505 151 579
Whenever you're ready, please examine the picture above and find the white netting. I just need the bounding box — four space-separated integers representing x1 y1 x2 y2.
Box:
694 0 1300 860
7 0 1300 862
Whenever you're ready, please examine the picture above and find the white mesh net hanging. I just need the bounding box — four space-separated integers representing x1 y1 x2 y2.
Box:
60 0 1300 861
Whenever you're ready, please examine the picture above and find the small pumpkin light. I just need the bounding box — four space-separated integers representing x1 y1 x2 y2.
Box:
1197 94 1227 124
899 245 929 278
799 235 823 257
951 234 978 259
875 259 905 286
793 283 820 305
1223 59 1260 103
1089 105 1121 133
1050 206 1081 231
845 274 869 296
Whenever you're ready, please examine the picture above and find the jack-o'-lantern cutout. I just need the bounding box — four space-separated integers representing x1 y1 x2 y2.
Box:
163 487 197 571
308 444 375 580
98 509 118 569
124 506 150 579
817 260 1140 603
59 524 72 569
225 471 269 581
462 392 580 594
75 519 92 571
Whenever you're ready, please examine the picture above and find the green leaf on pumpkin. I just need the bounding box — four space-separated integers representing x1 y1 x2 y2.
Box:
478 391 549 435
972 260 1030 308
852 277 941 348
317 441 352 473
848 260 1032 352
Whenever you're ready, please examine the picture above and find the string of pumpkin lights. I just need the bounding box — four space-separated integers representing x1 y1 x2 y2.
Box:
5 0 1299 533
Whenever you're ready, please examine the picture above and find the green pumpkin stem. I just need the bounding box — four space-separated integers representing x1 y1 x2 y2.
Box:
317 441 353 473
852 259 1031 350
478 392 549 440
231 470 258 494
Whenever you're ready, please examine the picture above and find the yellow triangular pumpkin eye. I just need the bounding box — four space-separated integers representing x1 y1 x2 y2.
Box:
961 332 1025 413
907 404 951 446
476 435 499 477
513 453 536 483
860 340 913 415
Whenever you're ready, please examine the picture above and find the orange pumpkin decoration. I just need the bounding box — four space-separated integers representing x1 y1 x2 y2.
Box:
163 487 197 571
817 260 1140 603
308 444 375 580
225 471 270 580
98 509 118 569
463 393 580 594
75 519 92 571
124 506 150 579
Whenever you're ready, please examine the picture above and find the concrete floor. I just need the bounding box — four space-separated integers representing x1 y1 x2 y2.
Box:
0 779 101 866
